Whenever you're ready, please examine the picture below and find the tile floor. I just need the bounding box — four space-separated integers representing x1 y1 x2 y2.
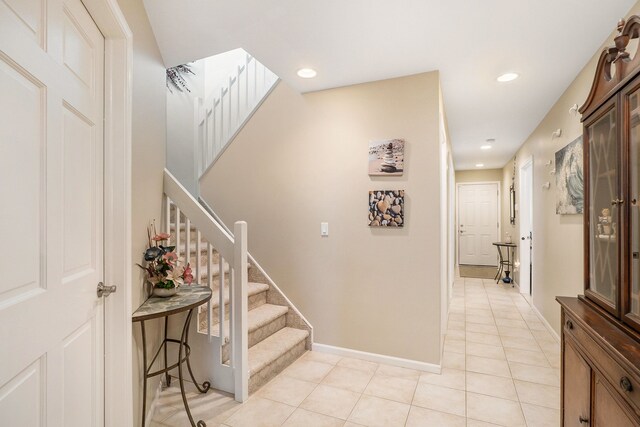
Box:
150 277 560 426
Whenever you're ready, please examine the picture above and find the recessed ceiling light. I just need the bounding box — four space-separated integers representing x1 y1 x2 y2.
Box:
476 163 484 168
481 145 492 150
297 68 317 78
497 72 519 83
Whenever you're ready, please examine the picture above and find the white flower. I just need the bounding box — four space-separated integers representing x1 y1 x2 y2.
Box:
166 268 184 287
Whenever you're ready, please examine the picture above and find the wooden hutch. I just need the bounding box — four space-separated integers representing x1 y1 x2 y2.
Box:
557 16 640 427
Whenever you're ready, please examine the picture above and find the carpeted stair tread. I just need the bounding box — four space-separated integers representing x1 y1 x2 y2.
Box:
209 282 269 310
249 327 309 376
213 303 289 342
198 262 230 279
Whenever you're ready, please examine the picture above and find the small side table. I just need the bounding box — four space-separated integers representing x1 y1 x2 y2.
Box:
492 242 517 285
133 285 212 427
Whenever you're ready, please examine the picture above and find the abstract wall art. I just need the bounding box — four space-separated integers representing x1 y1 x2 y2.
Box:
555 136 584 214
369 190 404 227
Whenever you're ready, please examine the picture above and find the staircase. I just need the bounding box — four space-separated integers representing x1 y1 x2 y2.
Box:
163 169 311 400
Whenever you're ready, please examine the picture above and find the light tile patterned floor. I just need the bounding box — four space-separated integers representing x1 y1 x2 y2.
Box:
150 277 560 426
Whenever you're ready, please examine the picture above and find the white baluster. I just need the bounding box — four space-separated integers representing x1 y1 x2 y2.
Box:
164 195 171 235
185 218 191 268
219 254 225 344
220 87 225 145
228 76 233 137
232 221 248 402
207 242 213 342
237 65 242 125
195 230 201 285
175 207 181 259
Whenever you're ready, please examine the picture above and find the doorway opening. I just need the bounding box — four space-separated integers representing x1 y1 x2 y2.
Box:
519 157 533 295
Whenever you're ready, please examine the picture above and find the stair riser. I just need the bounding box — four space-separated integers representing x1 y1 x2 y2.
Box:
221 314 287 363
211 291 267 324
248 342 306 394
197 290 267 330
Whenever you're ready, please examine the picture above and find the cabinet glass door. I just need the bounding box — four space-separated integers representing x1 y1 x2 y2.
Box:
588 106 618 309
629 90 640 319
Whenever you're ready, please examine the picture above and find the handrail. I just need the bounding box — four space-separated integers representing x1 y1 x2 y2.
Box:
163 168 248 402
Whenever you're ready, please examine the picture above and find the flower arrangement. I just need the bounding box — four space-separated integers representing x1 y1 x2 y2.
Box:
138 223 193 293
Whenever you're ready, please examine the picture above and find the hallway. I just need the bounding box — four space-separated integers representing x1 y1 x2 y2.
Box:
149 277 560 426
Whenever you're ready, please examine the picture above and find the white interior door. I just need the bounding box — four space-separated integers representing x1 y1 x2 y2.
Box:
458 183 499 266
0 0 105 425
519 159 533 295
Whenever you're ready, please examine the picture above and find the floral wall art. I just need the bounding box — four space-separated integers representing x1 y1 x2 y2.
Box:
369 190 404 227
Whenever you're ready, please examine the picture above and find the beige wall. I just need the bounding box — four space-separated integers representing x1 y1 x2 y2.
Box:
455 169 503 183
201 72 444 364
117 0 167 424
501 1 640 336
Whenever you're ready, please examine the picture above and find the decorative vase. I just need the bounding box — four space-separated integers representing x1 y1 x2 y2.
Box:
153 286 178 298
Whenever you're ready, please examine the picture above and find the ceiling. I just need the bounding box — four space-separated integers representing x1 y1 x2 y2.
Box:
143 0 636 170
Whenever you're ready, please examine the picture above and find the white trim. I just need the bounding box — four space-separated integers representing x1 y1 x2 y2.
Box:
524 297 561 343
455 181 501 266
312 343 441 374
81 0 133 426
518 155 534 296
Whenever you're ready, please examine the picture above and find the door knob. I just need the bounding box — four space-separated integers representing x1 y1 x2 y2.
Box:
579 416 589 424
97 282 117 298
521 237 525 240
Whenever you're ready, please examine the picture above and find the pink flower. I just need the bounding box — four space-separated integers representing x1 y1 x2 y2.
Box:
152 233 171 241
163 251 178 262
183 263 194 285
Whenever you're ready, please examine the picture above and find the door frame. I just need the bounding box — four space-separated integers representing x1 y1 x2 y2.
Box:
518 156 534 295
81 0 133 425
455 181 501 266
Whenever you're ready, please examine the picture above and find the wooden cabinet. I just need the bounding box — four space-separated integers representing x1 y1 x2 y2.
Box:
560 16 640 426
563 339 591 425
593 374 637 427
558 299 640 426
581 21 640 327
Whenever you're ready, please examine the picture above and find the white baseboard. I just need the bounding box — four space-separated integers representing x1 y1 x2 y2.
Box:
144 380 164 427
526 299 561 343
312 343 441 374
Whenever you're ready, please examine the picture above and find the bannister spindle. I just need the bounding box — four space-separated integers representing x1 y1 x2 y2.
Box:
164 195 171 235
220 87 225 143
195 230 201 284
232 221 248 402
237 65 242 122
175 207 181 259
228 76 233 134
219 254 225 344
207 242 213 341
185 218 191 267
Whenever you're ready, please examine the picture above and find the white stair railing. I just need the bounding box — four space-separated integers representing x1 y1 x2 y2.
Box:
195 54 279 178
163 169 249 402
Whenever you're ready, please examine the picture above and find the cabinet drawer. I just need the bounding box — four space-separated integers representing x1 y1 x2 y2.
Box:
564 314 640 416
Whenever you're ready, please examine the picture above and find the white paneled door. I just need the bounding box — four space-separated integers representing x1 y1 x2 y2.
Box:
0 0 105 425
458 183 499 266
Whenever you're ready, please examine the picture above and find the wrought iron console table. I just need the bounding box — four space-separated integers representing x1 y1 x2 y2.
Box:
133 285 212 427
492 242 517 285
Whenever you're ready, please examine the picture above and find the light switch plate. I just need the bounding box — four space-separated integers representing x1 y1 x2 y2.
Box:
321 222 329 236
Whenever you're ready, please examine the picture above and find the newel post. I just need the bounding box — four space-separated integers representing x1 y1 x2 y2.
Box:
232 221 249 401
